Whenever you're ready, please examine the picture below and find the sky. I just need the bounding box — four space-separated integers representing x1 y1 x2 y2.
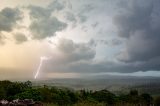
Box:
0 0 160 80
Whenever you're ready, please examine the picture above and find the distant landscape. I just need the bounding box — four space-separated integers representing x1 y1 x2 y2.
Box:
1 79 160 106
33 76 160 96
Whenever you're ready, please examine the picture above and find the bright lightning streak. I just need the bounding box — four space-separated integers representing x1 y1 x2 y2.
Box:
34 56 48 79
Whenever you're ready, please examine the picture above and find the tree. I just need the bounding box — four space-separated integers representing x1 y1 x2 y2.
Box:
24 81 32 89
15 89 42 101
6 82 26 97
129 90 138 96
128 90 140 104
0 87 6 99
38 87 52 102
154 96 160 106
66 90 78 104
92 89 116 105
140 93 153 105
118 94 129 103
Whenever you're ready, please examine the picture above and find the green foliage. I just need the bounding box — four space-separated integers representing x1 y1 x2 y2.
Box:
38 86 53 102
15 89 42 101
140 93 153 104
0 80 35 100
154 96 160 106
129 89 138 96
0 80 156 106
118 94 129 103
7 82 25 96
24 80 32 88
0 87 6 99
92 89 116 105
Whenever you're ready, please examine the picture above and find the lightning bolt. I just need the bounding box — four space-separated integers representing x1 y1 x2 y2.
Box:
34 56 48 79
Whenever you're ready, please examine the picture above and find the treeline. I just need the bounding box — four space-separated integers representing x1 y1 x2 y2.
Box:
0 80 160 106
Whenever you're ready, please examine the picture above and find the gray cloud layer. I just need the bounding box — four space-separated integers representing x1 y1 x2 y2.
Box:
57 38 96 62
14 33 27 44
29 0 67 39
1 0 160 76
115 0 160 63
43 0 160 74
0 7 22 32
44 38 96 73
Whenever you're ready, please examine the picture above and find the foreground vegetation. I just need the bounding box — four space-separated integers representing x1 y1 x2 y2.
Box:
0 80 160 106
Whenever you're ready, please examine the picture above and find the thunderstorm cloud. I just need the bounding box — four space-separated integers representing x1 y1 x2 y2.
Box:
0 0 160 79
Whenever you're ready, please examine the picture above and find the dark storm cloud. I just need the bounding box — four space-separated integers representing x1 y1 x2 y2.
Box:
70 59 160 73
91 22 98 28
114 0 160 63
28 6 51 19
77 4 95 23
45 57 160 73
88 38 122 47
78 14 87 23
48 0 65 11
0 34 5 45
57 38 96 62
28 0 67 39
0 7 22 32
47 0 160 74
29 17 67 39
37 0 160 74
14 33 27 44
110 39 122 46
64 12 77 23
44 38 96 72
88 39 97 47
114 0 153 38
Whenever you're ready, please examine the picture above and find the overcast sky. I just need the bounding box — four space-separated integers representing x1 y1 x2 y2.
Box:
0 0 160 80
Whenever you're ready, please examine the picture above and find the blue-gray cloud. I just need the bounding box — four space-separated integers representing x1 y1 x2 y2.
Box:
114 0 160 63
0 7 22 32
44 38 96 72
43 0 160 74
14 33 27 44
1 0 160 76
29 0 67 39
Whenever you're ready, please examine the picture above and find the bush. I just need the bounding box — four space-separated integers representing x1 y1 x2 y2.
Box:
15 89 43 101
